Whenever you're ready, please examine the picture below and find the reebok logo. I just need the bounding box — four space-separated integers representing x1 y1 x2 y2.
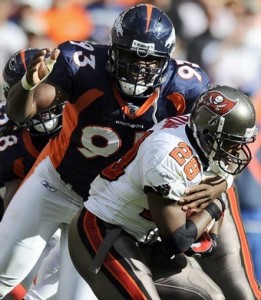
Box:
41 180 57 192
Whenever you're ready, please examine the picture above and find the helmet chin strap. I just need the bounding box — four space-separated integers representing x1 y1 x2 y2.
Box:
208 116 225 161
191 116 234 188
207 116 234 188
191 121 209 158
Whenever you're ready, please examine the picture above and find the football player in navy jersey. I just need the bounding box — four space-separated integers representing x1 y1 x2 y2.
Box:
0 109 62 300
1 47 63 211
1 3 258 300
0 49 64 300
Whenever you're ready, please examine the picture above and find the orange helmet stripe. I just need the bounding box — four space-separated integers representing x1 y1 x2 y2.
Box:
20 50 27 72
145 4 153 32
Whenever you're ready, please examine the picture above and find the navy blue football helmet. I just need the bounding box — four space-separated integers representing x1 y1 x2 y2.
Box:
2 48 39 99
107 4 175 98
2 48 64 136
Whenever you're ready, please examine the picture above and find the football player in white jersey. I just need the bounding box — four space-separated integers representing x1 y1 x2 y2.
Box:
68 85 258 300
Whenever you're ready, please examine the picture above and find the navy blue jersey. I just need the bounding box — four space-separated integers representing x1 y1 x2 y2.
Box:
39 40 210 199
0 101 53 184
0 126 39 183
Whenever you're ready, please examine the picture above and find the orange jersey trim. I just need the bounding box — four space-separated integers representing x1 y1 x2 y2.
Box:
13 157 25 179
113 85 159 119
166 92 186 115
13 130 40 179
38 89 105 169
84 211 148 299
228 186 261 299
21 89 105 184
22 130 40 158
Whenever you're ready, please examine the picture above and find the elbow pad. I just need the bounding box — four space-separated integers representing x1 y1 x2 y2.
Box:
161 220 198 258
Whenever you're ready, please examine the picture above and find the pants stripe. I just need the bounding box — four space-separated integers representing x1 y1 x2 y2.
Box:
228 186 261 299
82 210 148 300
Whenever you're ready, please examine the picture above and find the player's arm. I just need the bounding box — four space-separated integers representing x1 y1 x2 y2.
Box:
179 174 228 212
178 147 247 212
6 49 67 123
184 214 224 258
147 192 225 258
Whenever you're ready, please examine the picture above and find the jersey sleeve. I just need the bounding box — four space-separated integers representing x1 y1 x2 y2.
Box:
164 59 211 114
140 135 187 201
143 154 186 201
47 42 75 98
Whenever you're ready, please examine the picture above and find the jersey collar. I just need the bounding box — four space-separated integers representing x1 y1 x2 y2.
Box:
112 84 160 119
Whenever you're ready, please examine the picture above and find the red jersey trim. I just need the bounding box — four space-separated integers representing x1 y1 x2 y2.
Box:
84 210 148 299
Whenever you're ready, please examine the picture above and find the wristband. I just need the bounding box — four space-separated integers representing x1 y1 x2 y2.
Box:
44 56 56 72
209 232 218 243
204 202 222 221
20 56 56 91
21 74 35 91
216 197 226 218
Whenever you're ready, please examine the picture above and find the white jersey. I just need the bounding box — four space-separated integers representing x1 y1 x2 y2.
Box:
85 115 205 242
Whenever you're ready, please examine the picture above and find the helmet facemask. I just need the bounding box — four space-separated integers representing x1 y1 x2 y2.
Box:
109 46 169 98
107 4 176 99
20 104 64 137
200 129 256 175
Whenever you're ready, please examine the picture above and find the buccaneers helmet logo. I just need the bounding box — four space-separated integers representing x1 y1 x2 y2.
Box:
198 91 238 125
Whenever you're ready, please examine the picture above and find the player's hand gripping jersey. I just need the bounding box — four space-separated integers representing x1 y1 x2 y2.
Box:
39 41 210 198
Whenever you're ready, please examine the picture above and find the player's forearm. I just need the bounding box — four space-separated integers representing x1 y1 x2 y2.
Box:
189 198 224 239
161 199 225 257
6 81 37 123
209 215 223 237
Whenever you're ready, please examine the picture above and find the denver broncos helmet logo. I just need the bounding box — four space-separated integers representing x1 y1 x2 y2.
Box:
198 91 238 125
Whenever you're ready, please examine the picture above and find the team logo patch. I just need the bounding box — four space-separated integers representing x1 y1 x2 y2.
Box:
198 91 238 125
126 103 139 116
154 183 170 196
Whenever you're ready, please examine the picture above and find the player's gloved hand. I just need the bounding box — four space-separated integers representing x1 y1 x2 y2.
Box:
184 231 218 258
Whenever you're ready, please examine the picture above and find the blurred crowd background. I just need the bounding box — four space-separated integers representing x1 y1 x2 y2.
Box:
0 0 260 283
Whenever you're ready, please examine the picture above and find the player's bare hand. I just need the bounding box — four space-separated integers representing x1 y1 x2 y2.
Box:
25 48 60 87
179 175 227 213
